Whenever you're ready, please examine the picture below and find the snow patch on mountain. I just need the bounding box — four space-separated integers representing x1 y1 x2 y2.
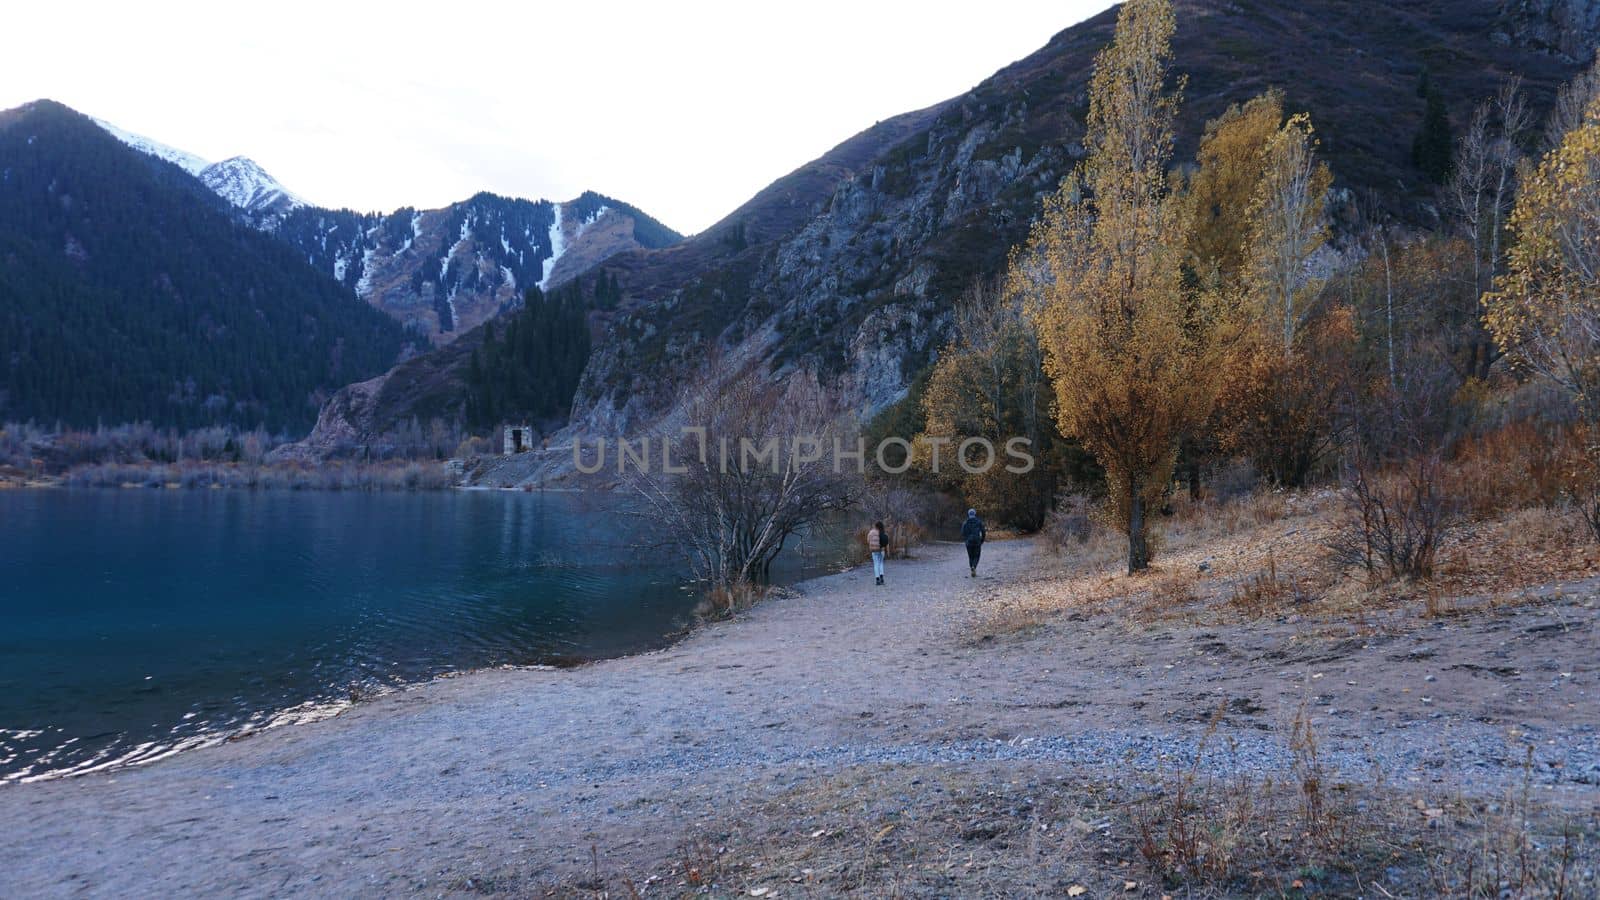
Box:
92 118 211 176
354 247 376 298
199 157 304 215
539 201 565 290
92 118 305 217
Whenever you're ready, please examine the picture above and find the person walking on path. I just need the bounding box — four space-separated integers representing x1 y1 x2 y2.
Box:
867 521 889 586
961 509 986 577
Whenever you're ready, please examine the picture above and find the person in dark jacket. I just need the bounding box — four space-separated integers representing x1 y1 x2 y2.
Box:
960 508 986 577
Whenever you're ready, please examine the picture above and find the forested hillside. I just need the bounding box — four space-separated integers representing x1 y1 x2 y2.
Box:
0 101 412 431
463 278 614 430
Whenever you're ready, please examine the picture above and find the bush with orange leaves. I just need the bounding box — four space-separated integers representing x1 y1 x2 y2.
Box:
1216 306 1358 487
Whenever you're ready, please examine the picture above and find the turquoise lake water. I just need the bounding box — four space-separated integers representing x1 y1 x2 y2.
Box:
0 489 844 783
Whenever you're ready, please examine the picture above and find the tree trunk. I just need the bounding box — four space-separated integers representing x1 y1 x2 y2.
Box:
1381 234 1396 390
1127 478 1150 574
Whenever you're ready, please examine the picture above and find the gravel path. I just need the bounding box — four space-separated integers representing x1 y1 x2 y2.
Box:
1 539 1596 897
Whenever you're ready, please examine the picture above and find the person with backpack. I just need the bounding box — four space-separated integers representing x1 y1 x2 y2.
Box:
960 508 986 577
867 521 889 586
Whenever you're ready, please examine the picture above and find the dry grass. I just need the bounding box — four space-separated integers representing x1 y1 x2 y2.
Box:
1434 507 1600 596
699 581 772 619
1225 552 1304 618
975 487 1338 635
975 463 1600 639
534 747 1597 898
1131 701 1383 891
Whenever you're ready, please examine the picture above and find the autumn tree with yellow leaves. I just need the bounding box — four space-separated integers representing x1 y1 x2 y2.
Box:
1247 112 1333 355
1483 93 1600 421
1183 89 1339 487
1017 0 1234 573
1186 90 1285 290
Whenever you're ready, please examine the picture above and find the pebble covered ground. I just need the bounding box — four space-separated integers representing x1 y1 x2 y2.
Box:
0 539 1595 897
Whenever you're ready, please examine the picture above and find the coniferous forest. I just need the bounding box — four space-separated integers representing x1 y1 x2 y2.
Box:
0 101 411 432
464 278 609 429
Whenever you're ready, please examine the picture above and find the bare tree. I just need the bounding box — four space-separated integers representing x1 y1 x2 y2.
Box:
1546 57 1600 148
624 356 856 613
1331 353 1462 582
1447 78 1530 379
857 474 936 558
1247 112 1333 355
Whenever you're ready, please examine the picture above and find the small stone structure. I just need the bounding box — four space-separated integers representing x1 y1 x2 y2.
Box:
503 424 535 455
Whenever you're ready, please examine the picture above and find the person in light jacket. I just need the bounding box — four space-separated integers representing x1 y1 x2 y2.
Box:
867 521 889 586
960 508 986 577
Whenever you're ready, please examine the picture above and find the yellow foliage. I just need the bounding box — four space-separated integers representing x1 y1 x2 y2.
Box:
1483 93 1600 420
1187 90 1284 287
1246 112 1333 353
1015 0 1234 572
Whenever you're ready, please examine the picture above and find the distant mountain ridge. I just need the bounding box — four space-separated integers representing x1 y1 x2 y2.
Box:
0 99 686 431
271 191 681 345
88 114 683 345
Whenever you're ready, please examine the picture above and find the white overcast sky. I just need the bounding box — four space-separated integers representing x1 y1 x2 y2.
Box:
2 1 1115 235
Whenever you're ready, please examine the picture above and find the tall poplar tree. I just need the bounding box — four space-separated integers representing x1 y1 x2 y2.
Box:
1017 0 1232 573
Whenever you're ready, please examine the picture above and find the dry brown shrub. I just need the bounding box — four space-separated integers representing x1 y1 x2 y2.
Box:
1227 552 1302 618
1449 420 1569 519
1133 569 1203 623
699 581 769 619
1331 454 1456 582
1042 492 1097 552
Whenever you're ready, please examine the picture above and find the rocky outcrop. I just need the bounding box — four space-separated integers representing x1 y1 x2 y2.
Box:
545 206 653 289
272 192 680 347
266 373 391 462
1497 0 1600 62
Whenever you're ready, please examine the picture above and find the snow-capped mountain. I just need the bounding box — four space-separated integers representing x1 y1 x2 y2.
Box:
0 100 411 431
93 118 304 217
199 156 303 217
81 111 679 345
272 191 680 345
90 117 210 176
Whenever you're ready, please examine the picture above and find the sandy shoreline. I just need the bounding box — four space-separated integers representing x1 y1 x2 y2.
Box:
2 538 1596 897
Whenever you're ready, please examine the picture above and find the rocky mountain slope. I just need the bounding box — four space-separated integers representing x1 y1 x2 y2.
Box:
1497 0 1600 60
271 191 679 345
297 0 1599 460
200 156 303 218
